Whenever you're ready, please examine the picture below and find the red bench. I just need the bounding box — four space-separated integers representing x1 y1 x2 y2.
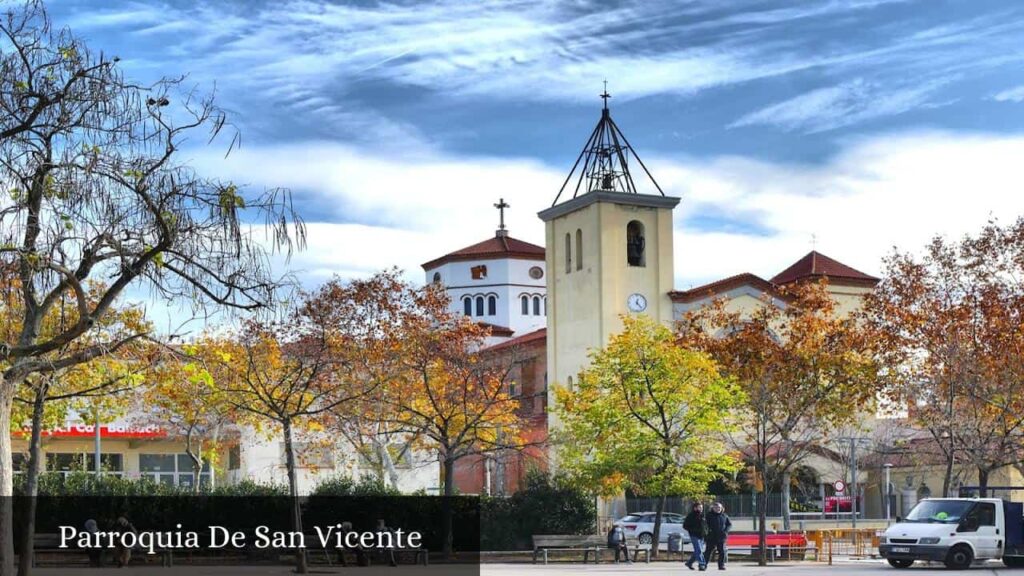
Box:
724 532 809 561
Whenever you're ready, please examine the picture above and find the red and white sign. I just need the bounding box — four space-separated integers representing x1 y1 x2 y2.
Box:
833 480 847 493
17 424 166 439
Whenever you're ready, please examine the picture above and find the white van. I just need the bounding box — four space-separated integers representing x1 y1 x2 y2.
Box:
879 498 1024 569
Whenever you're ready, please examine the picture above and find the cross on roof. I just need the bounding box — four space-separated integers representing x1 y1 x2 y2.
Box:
600 80 611 110
494 198 510 231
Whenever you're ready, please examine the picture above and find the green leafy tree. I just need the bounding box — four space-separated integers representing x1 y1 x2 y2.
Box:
554 315 743 556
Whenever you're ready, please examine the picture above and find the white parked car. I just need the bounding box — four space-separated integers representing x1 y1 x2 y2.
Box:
614 512 692 545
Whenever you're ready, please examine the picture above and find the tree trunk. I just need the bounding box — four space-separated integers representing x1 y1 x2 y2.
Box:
941 448 954 498
210 425 220 491
375 438 400 490
651 493 666 559
441 456 455 560
186 429 203 496
17 383 48 576
283 419 307 574
781 470 792 531
758 488 768 566
978 468 989 498
1 379 18 576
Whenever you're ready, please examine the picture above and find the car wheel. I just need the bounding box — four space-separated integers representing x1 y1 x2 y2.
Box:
945 545 973 569
1004 556 1024 568
638 533 653 545
887 559 914 569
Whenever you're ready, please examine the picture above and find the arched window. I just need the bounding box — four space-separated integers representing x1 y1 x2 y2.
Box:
543 297 547 316
463 297 472 316
432 272 441 284
487 295 497 316
564 233 572 273
521 295 529 315
627 220 646 267
475 296 484 316
533 296 541 316
575 229 583 271
567 375 574 391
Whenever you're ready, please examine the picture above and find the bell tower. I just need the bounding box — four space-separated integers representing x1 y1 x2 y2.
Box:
539 88 680 427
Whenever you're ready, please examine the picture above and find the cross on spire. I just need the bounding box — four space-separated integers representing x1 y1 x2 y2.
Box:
494 198 510 236
600 80 611 110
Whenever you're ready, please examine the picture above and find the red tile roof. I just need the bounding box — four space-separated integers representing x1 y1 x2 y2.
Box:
477 322 515 338
481 328 547 353
669 273 782 304
771 251 879 286
670 252 878 304
422 234 545 270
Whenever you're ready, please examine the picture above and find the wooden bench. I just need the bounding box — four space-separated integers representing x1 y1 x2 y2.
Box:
30 533 173 567
532 535 605 564
303 534 428 568
623 536 652 563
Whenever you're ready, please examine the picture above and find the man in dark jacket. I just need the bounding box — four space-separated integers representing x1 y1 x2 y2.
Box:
607 523 633 563
706 502 732 570
683 502 708 570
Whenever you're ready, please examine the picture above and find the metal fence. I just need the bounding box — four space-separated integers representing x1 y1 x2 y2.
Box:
627 494 894 520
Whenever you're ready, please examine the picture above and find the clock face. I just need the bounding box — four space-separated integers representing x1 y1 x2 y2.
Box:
627 293 648 312
529 266 544 280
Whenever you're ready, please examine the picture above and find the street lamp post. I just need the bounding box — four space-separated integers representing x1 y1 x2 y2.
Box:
884 463 893 523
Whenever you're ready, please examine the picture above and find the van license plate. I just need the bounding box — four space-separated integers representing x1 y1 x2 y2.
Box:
892 547 911 554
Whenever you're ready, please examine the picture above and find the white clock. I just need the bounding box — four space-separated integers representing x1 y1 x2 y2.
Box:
627 293 648 312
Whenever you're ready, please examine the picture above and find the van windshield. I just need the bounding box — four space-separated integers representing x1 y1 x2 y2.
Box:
905 500 974 523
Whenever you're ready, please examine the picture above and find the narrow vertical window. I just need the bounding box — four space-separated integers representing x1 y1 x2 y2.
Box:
475 296 484 316
487 295 497 316
564 233 572 273
575 228 583 271
521 295 529 315
627 220 646 267
533 296 541 316
463 297 472 316
543 297 547 316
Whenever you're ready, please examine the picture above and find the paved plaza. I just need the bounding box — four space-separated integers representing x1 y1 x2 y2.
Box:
26 560 1022 575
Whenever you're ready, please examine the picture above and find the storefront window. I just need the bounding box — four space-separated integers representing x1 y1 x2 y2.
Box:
140 453 211 487
46 453 123 477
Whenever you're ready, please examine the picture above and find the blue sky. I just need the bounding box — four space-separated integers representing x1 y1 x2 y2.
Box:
48 0 1024 290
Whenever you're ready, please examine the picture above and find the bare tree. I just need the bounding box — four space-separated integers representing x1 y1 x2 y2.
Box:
0 2 303 571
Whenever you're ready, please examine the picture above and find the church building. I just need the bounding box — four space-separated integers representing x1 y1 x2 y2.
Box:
424 93 881 496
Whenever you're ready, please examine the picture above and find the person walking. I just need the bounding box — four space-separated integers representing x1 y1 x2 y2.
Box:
683 502 708 570
706 502 732 570
606 522 633 564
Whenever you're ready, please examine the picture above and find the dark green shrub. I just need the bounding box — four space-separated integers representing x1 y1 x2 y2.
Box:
481 470 596 550
311 475 401 496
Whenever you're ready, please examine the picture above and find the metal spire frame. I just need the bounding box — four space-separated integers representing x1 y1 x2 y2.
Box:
551 87 666 206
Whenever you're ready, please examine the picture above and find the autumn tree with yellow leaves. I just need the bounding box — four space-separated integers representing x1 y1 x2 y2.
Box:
680 279 879 565
338 273 525 557
2 279 149 574
0 2 303 570
555 315 743 557
863 218 1024 497
143 340 243 493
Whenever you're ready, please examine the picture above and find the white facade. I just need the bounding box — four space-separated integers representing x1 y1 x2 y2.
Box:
424 243 547 343
230 427 440 495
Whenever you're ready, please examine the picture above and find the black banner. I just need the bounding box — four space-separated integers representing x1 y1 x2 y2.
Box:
11 496 480 574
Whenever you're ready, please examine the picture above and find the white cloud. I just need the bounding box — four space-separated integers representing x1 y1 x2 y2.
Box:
993 85 1024 103
659 130 1024 285
729 77 955 133
100 0 1004 107
190 130 1024 291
